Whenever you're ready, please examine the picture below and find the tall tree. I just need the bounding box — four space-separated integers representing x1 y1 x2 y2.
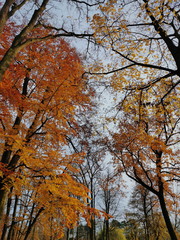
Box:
66 117 106 240
91 1 180 239
98 169 122 240
0 23 98 238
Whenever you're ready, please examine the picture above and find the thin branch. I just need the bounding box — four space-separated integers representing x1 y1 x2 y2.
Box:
112 47 176 73
70 0 105 7
84 64 135 76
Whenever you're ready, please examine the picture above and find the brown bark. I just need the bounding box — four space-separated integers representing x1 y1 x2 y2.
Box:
23 206 44 240
0 0 14 34
7 195 18 240
155 152 177 240
0 188 9 222
158 193 177 240
0 187 13 240
0 0 49 82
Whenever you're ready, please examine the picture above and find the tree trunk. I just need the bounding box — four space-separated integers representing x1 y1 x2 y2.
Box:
105 219 109 240
158 193 177 240
1 189 12 240
142 192 150 240
24 207 44 240
155 152 177 240
7 195 18 240
0 0 14 34
66 228 70 240
0 186 8 222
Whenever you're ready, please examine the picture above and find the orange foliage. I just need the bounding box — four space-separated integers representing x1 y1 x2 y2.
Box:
0 22 99 238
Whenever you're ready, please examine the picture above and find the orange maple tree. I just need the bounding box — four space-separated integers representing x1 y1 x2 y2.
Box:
0 21 101 239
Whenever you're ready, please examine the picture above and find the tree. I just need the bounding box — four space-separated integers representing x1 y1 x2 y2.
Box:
0 0 99 83
65 116 106 240
98 220 127 240
91 1 180 239
111 110 179 240
126 185 152 240
98 169 122 240
0 22 98 238
125 184 171 240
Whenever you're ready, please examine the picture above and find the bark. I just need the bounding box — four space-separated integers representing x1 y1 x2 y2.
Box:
76 226 79 240
0 0 28 35
7 195 18 240
0 188 9 222
142 191 150 240
23 207 44 240
155 152 177 240
0 188 13 240
158 193 177 240
0 0 49 82
0 0 14 34
66 228 70 240
105 219 109 240
89 178 95 240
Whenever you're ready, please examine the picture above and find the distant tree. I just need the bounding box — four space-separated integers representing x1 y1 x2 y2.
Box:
125 184 173 240
98 220 127 240
98 169 122 240
63 116 107 240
